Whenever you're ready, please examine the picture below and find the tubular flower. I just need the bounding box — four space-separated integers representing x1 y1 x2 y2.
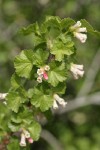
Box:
43 72 48 80
23 130 30 138
70 63 84 79
20 130 33 147
20 133 26 147
27 138 34 143
70 21 87 43
37 65 50 82
53 94 67 109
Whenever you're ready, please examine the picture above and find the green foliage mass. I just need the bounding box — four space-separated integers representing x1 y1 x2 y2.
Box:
0 14 100 150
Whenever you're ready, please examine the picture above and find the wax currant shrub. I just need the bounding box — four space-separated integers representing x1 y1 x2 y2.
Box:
0 16 99 149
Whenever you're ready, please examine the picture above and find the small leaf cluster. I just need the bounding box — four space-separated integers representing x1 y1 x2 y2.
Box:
0 16 99 149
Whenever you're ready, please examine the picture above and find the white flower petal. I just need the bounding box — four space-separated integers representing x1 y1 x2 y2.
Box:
53 94 60 101
71 21 81 30
77 70 84 77
74 64 84 70
53 100 58 109
70 63 84 79
37 68 44 75
77 27 87 33
20 133 26 147
74 32 87 43
23 130 30 138
44 65 50 71
37 76 42 83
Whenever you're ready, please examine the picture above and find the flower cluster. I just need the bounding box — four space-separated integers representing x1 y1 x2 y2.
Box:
70 21 87 43
70 63 84 79
20 129 33 147
37 65 50 83
53 94 67 109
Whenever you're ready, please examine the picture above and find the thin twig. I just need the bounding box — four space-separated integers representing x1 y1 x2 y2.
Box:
54 92 100 114
41 129 63 150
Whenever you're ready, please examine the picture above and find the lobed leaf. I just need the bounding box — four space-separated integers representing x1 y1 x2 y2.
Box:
28 121 41 141
48 62 67 87
81 19 100 38
14 50 34 78
31 87 53 112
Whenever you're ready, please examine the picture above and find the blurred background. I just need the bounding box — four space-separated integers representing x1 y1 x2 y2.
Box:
0 0 100 149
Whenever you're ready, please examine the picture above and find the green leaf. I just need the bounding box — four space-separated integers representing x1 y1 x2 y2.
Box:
8 122 20 132
41 16 61 32
11 73 21 89
48 62 67 87
41 16 61 40
11 107 33 125
31 87 53 112
61 18 75 30
51 36 74 61
28 121 41 141
19 22 40 35
81 19 100 38
33 49 49 67
0 103 11 131
14 50 34 78
6 91 27 113
7 138 20 150
52 82 67 94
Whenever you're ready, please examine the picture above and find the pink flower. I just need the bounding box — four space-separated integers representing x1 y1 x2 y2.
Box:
37 65 50 82
43 72 48 80
27 138 34 143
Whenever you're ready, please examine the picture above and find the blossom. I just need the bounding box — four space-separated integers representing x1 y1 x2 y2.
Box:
53 99 59 109
44 65 50 71
37 65 50 82
27 138 34 143
20 133 26 147
37 76 43 83
53 94 67 109
23 130 30 138
20 129 33 147
70 21 87 43
37 68 44 76
73 32 87 43
70 63 84 79
43 72 48 80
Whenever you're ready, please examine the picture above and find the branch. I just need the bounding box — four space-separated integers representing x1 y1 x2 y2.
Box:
41 129 63 150
54 92 100 114
0 93 7 100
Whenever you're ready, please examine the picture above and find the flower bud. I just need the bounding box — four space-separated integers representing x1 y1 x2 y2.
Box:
27 137 34 143
43 72 48 80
